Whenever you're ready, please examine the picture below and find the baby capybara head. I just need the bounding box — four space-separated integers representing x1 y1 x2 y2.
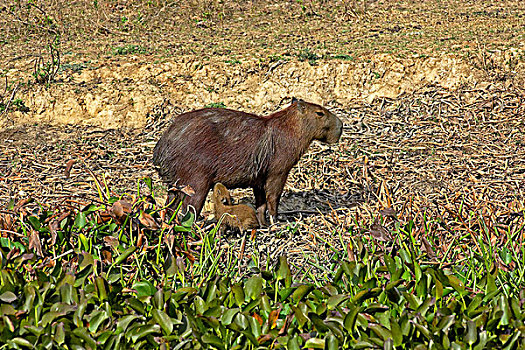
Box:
293 98 343 145
213 183 232 206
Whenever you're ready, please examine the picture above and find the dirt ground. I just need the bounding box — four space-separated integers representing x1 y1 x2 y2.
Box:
1 0 525 270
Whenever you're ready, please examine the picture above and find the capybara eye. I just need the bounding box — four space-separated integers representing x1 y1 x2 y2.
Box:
316 111 324 116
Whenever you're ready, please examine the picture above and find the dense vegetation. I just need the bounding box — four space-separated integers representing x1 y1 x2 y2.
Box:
1 180 524 349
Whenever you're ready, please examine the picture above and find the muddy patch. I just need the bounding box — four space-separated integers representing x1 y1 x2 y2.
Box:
2 53 492 128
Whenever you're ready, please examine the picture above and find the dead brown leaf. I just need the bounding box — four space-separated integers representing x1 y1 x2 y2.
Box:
369 223 393 242
64 159 75 178
252 312 264 326
257 334 273 344
103 236 119 248
111 200 132 223
28 229 43 257
268 307 282 329
139 211 160 230
421 236 436 260
278 312 294 336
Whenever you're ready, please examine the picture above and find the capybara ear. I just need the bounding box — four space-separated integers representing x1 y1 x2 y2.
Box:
292 97 298 104
296 99 306 112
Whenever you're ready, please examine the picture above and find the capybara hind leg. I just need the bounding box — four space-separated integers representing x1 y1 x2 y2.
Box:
253 185 267 226
183 183 210 219
166 190 184 215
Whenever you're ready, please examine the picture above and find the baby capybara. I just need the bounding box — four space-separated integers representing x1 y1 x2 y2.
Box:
153 98 343 225
212 183 258 232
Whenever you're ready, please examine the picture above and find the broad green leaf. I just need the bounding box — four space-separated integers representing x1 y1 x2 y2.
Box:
292 285 313 303
276 256 292 288
41 311 61 327
180 211 195 228
2 315 15 335
27 216 41 230
95 276 108 301
447 275 465 294
128 324 161 343
304 337 324 349
55 322 65 345
10 338 34 348
245 276 263 300
74 212 87 229
202 333 225 350
465 320 477 345
78 252 94 269
434 278 443 300
221 308 239 326
113 246 137 266
127 298 145 314
234 312 249 330
344 305 361 332
308 312 328 333
88 310 109 333
499 295 511 326
499 247 512 265
78 233 89 251
370 324 392 341
437 314 455 333
327 294 348 310
390 318 403 346
73 327 97 349
132 281 156 298
291 305 308 328
325 334 339 350
287 336 301 350
117 315 140 333
278 287 295 302
172 287 198 302
0 291 17 303
152 309 173 335
231 284 245 306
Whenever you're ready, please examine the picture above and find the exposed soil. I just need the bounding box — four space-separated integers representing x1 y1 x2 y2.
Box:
2 1 525 271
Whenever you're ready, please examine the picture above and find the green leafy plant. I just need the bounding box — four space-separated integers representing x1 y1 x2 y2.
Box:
1 177 525 348
33 35 61 84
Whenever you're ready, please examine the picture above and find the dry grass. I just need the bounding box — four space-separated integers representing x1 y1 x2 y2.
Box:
2 82 524 275
2 0 525 64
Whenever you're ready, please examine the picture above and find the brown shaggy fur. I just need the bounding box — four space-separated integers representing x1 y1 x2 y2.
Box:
212 183 258 232
153 99 343 225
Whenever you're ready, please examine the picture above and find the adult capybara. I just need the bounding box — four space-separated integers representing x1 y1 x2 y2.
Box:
212 183 259 232
153 98 343 225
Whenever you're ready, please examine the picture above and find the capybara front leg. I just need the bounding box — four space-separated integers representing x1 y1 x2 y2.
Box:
265 175 287 224
253 185 267 226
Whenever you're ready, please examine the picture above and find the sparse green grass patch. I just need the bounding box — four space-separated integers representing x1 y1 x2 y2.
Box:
112 45 148 55
205 102 226 108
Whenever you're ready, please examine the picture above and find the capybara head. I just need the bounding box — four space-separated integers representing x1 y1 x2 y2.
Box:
293 97 343 144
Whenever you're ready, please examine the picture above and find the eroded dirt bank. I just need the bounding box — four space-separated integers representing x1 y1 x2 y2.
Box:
4 52 514 128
